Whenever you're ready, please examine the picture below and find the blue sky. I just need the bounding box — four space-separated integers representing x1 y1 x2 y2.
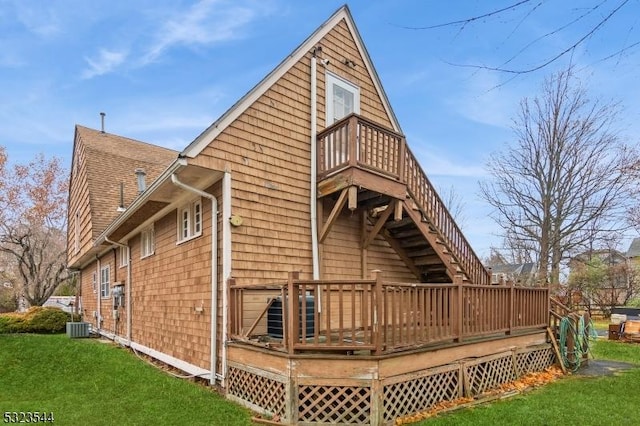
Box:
1 0 639 258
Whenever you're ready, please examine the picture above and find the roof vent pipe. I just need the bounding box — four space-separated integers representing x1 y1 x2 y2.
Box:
100 112 106 133
135 169 146 193
117 182 126 212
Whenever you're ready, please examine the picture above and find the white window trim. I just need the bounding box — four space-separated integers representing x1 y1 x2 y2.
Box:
177 198 203 244
141 226 155 259
325 72 360 124
100 265 110 299
119 246 129 268
92 271 97 294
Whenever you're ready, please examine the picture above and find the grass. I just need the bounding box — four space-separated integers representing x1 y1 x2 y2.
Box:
2 334 639 426
420 339 640 425
0 334 252 425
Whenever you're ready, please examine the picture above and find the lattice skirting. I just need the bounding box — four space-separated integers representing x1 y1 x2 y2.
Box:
226 345 555 425
298 383 371 424
382 364 460 423
226 363 287 419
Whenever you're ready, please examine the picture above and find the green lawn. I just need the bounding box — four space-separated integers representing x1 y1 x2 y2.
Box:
420 339 640 425
0 334 252 425
2 334 639 426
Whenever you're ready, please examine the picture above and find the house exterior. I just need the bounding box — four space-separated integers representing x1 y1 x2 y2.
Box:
568 249 630 308
68 7 554 425
488 262 537 286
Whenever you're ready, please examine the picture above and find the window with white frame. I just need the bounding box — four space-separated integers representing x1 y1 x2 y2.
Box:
100 265 110 298
92 271 97 293
325 72 360 124
119 246 128 268
141 226 155 258
177 198 203 243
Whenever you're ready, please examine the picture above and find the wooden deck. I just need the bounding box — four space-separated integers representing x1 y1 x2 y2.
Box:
226 274 553 425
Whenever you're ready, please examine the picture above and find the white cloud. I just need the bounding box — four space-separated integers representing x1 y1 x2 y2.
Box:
410 142 487 178
140 0 257 65
82 49 128 79
448 69 518 129
15 4 60 38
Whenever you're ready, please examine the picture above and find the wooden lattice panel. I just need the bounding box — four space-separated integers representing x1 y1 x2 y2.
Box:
382 364 460 423
298 384 371 424
516 346 555 375
463 352 516 396
227 366 286 418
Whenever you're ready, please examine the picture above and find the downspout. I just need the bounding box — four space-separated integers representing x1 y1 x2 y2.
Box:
221 171 231 385
310 48 320 280
105 237 131 343
96 256 101 331
170 174 219 386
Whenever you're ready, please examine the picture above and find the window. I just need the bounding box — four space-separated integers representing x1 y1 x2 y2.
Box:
177 198 203 243
141 226 155 258
100 266 110 298
119 246 128 268
325 72 360 124
92 271 97 293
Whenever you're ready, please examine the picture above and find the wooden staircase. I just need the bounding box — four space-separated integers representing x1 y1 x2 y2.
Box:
317 114 491 284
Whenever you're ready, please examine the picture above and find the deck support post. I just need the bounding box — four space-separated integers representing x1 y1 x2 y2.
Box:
454 274 463 343
508 280 514 335
373 270 384 355
286 272 300 354
348 115 358 168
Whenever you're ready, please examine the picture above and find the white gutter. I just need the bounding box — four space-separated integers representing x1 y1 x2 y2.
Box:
105 237 131 343
170 174 219 386
221 172 232 386
310 50 320 280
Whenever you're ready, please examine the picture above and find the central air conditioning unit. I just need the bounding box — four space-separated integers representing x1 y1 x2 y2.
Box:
66 321 90 338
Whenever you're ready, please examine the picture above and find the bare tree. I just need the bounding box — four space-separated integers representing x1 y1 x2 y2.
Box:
437 184 467 230
480 68 636 285
0 149 69 307
402 0 639 75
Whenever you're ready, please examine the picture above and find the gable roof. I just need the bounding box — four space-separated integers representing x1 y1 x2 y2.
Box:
74 125 178 238
180 4 400 158
628 237 640 258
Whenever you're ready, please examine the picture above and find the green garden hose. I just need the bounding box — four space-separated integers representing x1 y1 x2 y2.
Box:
558 315 598 372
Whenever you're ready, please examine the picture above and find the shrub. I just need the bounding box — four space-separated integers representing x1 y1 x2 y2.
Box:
0 307 71 334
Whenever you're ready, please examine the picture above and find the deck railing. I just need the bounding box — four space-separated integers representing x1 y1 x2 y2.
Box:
317 114 490 285
228 272 549 355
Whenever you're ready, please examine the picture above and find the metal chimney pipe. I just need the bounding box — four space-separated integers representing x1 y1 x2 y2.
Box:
100 112 106 133
135 168 146 193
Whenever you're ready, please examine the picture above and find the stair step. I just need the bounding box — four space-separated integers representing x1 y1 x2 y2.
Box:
384 217 413 230
389 228 423 239
407 247 436 258
414 256 445 267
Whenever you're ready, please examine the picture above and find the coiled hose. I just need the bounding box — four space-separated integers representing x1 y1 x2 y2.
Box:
558 315 598 372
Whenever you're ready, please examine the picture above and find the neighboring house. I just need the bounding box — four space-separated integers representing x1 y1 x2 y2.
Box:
488 262 537 286
43 296 75 314
627 237 640 267
569 249 629 307
67 7 554 425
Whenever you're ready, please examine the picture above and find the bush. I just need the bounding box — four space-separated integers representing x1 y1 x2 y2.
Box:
0 307 71 334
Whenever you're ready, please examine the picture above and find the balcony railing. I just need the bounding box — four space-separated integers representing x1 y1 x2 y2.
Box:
229 272 549 355
317 114 490 285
